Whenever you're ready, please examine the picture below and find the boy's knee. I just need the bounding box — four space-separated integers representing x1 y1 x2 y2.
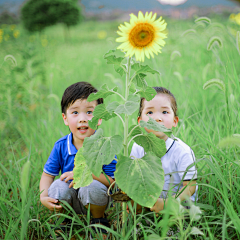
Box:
48 179 77 202
79 180 109 206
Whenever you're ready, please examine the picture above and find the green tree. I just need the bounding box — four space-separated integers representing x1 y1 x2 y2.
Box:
21 0 82 32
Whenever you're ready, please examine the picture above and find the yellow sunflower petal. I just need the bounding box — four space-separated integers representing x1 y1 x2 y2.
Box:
138 11 144 20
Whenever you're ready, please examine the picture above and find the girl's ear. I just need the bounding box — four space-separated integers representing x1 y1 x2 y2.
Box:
62 113 69 126
137 117 141 124
173 116 179 127
97 119 102 126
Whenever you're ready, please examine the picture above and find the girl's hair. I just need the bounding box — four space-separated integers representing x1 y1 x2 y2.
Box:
61 81 103 114
138 87 178 117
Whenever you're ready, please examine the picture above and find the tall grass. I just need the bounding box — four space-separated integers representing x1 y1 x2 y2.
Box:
0 17 239 239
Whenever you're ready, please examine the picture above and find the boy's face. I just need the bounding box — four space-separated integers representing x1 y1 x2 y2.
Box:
62 99 102 149
138 93 178 141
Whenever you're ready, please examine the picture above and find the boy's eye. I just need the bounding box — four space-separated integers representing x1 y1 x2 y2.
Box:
147 111 153 115
163 111 168 114
87 111 93 114
72 111 78 114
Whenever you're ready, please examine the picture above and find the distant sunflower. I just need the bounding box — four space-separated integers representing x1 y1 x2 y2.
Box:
116 11 167 62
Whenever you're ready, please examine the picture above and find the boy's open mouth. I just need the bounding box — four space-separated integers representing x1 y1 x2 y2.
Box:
78 126 88 133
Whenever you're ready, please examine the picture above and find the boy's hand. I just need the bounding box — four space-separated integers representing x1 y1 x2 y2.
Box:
150 198 165 213
40 196 62 212
60 171 74 188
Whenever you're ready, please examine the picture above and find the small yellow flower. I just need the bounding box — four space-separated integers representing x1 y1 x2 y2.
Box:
4 34 9 41
97 30 107 39
116 11 167 62
10 25 16 31
229 13 236 21
41 39 48 47
13 30 20 38
235 13 240 25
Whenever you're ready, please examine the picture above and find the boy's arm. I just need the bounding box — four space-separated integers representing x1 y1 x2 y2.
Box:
150 180 196 213
39 172 62 211
92 173 115 187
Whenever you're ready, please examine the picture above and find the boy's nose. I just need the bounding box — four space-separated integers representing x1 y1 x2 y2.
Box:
78 113 87 123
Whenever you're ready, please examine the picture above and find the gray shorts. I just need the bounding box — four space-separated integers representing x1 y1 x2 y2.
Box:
48 179 111 214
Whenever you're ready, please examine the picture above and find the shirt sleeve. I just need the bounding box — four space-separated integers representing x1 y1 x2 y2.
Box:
130 142 145 159
176 149 197 181
102 155 117 178
43 143 61 176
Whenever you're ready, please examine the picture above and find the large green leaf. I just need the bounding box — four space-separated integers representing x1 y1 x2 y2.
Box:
83 129 123 177
103 49 126 76
115 95 140 115
106 101 120 114
115 153 165 208
87 84 118 102
140 116 172 136
137 86 156 101
73 148 93 188
129 125 166 158
88 104 116 129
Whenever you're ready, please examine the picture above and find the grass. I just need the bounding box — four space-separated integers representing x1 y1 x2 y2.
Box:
0 16 240 239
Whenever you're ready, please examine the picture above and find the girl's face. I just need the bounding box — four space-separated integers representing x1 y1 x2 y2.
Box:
138 93 179 141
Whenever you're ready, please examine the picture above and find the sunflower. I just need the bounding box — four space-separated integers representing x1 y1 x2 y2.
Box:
116 11 167 62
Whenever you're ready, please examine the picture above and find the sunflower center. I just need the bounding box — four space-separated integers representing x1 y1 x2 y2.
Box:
129 23 155 48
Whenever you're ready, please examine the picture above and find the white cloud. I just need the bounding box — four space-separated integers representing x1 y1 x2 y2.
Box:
157 0 188 6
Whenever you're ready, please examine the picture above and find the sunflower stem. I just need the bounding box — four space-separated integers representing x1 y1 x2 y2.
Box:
122 57 131 237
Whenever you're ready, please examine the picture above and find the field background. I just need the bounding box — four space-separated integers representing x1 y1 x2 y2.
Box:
0 14 240 239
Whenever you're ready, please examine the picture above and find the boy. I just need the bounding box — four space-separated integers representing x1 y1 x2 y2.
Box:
40 82 116 238
130 87 197 213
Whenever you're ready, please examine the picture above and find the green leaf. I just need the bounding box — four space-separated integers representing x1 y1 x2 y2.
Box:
106 101 120 114
132 73 147 89
136 65 160 75
21 161 31 201
140 116 172 136
114 153 165 208
190 227 204 235
115 94 140 115
114 64 126 77
137 86 156 101
87 84 118 102
129 82 136 93
147 234 161 240
237 31 240 55
88 104 116 129
83 129 123 177
73 148 93 188
129 125 166 158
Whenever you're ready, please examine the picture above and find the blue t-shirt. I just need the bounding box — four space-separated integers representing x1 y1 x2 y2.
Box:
44 132 117 178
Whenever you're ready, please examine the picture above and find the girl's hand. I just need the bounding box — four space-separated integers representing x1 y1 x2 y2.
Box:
150 198 164 213
40 196 62 212
60 171 74 188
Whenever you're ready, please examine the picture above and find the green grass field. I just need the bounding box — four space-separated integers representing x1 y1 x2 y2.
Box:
0 16 240 239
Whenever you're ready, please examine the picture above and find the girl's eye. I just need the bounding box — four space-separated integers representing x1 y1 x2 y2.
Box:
147 111 153 115
87 111 93 114
163 111 168 114
72 111 78 114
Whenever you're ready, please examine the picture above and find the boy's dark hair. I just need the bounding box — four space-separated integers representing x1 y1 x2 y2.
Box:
61 82 103 114
138 87 178 117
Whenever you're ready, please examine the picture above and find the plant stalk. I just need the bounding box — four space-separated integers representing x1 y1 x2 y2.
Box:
122 57 131 237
